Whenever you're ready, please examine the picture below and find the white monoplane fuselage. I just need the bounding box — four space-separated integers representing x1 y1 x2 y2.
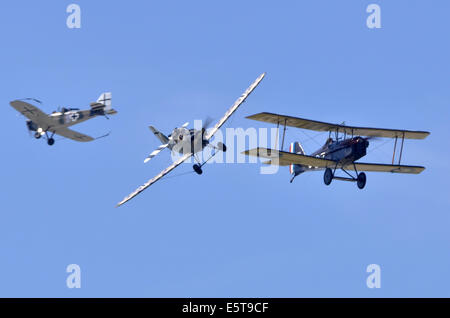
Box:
168 128 208 155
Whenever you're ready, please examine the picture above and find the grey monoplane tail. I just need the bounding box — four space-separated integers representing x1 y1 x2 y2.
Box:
116 72 266 207
10 92 117 146
242 112 430 189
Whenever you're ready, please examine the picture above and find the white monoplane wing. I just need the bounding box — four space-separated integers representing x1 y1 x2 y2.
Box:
117 153 192 207
144 143 170 163
53 127 94 142
205 73 266 141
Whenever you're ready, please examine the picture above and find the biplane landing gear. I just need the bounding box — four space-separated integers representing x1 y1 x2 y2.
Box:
34 132 41 139
324 165 367 189
193 164 203 175
324 168 333 186
357 172 366 189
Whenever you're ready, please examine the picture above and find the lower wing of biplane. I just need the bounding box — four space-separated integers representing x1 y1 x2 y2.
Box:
243 148 425 174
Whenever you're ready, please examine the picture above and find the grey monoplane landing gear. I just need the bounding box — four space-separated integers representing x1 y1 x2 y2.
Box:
45 131 55 146
34 132 41 139
193 164 203 175
324 168 333 185
357 172 366 189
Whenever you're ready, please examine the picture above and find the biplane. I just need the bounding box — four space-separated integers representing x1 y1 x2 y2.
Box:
242 112 430 189
116 73 266 207
10 92 117 146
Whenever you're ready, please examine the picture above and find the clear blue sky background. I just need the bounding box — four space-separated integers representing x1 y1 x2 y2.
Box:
1 0 449 297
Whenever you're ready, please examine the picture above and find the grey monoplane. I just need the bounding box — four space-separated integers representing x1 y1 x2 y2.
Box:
10 92 117 146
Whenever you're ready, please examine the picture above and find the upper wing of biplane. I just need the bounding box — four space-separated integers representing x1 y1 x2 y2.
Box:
52 127 94 142
205 73 266 141
243 147 425 174
10 100 51 127
116 152 192 207
246 112 430 140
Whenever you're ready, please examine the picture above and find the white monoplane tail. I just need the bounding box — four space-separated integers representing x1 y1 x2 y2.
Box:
116 73 266 207
10 92 117 146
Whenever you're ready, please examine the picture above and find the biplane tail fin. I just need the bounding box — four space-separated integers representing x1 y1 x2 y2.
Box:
149 126 170 145
289 142 306 182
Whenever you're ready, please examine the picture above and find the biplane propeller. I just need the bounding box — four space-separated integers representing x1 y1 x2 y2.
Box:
242 112 430 189
116 73 266 207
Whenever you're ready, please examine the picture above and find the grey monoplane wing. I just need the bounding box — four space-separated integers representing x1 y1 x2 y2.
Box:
53 127 94 142
10 100 51 128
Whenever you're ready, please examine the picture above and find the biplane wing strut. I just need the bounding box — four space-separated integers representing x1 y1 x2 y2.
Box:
246 112 430 165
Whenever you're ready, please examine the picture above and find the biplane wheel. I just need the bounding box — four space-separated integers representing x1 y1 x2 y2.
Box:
324 168 333 186
34 132 41 139
47 138 55 146
217 142 227 152
193 164 203 175
357 172 366 189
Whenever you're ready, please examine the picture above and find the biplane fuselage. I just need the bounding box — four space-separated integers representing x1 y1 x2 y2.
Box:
312 136 369 166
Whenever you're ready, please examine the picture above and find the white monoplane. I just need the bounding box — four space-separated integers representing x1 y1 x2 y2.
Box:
117 73 266 207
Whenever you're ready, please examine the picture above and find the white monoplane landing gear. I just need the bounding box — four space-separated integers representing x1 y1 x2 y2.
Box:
193 164 203 175
192 142 227 175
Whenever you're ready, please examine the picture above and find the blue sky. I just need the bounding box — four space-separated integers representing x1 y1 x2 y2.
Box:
1 0 449 297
